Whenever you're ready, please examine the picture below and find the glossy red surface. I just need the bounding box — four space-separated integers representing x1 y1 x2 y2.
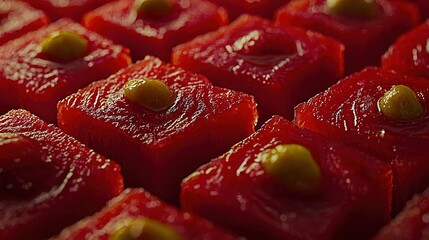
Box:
294 67 429 212
0 0 48 46
83 0 228 61
0 19 131 123
382 19 429 79
0 109 123 240
54 188 237 239
21 0 116 21
173 14 343 122
207 0 289 20
275 0 419 73
181 116 392 240
57 56 258 203
374 187 429 240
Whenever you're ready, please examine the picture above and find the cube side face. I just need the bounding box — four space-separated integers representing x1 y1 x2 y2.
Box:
208 0 289 19
173 14 343 121
0 109 123 240
21 0 116 21
294 67 429 212
54 189 237 239
83 0 228 61
57 56 257 202
382 20 429 80
0 1 49 46
374 188 429 240
275 0 419 73
0 19 131 123
181 116 392 240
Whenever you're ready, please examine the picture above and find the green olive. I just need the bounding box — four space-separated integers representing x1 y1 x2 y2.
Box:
124 78 175 111
262 144 321 194
326 0 378 19
109 218 182 240
40 30 88 62
134 0 173 18
378 85 425 121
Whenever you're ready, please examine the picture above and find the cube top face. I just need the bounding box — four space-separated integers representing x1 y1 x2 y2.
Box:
85 0 225 40
208 0 288 19
0 19 129 99
59 56 254 146
295 67 429 148
174 14 342 86
55 189 237 239
382 20 429 80
183 116 391 239
0 109 123 239
0 0 49 45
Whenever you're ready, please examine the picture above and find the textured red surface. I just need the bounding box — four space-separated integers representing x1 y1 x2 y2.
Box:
207 0 289 20
181 116 392 240
83 0 228 61
0 0 48 46
295 67 429 212
0 109 123 240
382 19 429 79
0 19 131 123
21 0 116 21
57 56 258 203
173 15 343 122
54 188 237 239
374 187 429 240
275 0 419 73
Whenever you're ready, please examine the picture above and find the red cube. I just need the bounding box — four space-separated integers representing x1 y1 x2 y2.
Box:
181 116 392 240
0 19 131 123
275 0 419 73
295 67 429 212
21 0 116 21
83 0 228 61
0 0 48 45
382 19 429 79
207 0 289 20
0 109 123 240
57 56 258 203
173 14 343 122
54 188 238 239
374 187 429 240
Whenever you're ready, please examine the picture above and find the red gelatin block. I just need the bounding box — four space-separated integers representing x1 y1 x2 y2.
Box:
173 15 343 122
181 116 392 240
54 188 237 239
207 0 289 20
294 67 429 212
0 0 48 46
83 0 228 61
374 187 429 240
57 56 258 203
0 19 131 123
0 109 123 240
382 19 429 79
21 0 116 21
275 0 419 73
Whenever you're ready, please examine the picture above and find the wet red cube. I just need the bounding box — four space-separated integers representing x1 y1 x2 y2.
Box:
173 14 343 122
21 0 115 21
0 109 123 240
374 187 429 240
54 188 237 239
207 0 289 20
0 19 131 123
83 0 228 61
295 67 429 212
181 116 392 240
382 19 429 79
0 0 48 46
57 56 258 203
276 0 419 73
